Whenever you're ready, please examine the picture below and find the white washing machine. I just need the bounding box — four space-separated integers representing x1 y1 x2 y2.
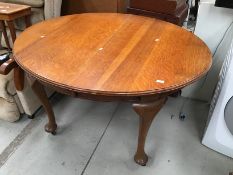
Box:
202 24 233 157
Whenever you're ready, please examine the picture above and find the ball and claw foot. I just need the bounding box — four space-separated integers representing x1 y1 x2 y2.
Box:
134 153 148 166
45 123 57 135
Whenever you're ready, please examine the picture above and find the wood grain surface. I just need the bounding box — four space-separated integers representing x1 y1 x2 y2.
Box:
0 2 30 14
62 0 127 14
0 2 31 21
13 13 212 96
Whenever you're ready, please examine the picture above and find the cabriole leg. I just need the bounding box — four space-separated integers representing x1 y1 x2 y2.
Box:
28 76 57 135
133 97 167 166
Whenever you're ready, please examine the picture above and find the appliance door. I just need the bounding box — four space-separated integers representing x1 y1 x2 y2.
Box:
225 96 233 135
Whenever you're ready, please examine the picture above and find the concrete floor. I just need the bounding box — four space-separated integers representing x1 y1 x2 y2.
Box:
0 94 232 175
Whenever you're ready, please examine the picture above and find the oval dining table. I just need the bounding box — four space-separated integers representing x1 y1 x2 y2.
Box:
13 13 212 166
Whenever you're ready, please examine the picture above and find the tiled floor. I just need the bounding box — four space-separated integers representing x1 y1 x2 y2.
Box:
0 94 232 175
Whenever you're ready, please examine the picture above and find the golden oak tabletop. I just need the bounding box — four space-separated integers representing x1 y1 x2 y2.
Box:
13 13 212 96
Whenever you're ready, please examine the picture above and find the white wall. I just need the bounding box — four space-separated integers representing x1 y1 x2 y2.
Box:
195 3 233 53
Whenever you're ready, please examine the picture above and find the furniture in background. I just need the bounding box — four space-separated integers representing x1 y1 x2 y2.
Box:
61 0 188 26
0 2 31 95
62 0 127 15
127 0 189 26
0 2 31 123
13 13 211 166
0 2 31 91
0 2 31 44
0 0 62 122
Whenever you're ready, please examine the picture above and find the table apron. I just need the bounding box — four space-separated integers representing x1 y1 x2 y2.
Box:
35 76 177 103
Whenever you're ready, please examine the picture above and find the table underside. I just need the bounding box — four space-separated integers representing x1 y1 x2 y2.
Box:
26 73 179 166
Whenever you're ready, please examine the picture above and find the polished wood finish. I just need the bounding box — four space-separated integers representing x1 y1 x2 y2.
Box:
0 2 31 90
0 20 10 49
6 20 16 43
133 97 167 166
129 0 187 15
61 0 127 15
14 14 211 96
24 15 31 27
14 66 24 91
27 76 57 135
127 0 188 26
0 2 31 44
0 2 31 20
0 57 17 75
13 14 212 166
